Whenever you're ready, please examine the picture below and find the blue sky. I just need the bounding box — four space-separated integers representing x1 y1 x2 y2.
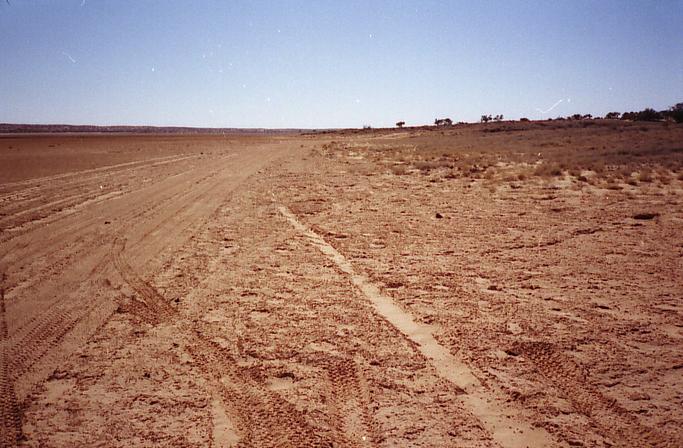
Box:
1 1 681 128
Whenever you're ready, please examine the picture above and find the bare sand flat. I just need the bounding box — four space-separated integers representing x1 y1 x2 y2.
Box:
1 122 682 447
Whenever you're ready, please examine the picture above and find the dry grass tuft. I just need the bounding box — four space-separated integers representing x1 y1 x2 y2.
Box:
638 168 654 183
390 165 408 175
533 163 563 177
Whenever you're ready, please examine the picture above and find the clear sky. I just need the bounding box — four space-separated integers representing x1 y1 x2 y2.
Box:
1 1 682 128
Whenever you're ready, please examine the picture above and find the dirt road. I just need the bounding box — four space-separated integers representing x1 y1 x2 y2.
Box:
0 135 308 446
1 126 681 447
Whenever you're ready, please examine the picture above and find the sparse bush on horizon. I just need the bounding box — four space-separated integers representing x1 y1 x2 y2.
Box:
434 118 453 127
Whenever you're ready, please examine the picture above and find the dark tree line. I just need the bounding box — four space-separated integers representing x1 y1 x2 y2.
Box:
394 102 682 128
576 103 683 123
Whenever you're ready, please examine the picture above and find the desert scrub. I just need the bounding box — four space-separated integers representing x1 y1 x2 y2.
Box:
656 168 672 185
638 168 654 183
413 160 452 172
443 169 459 179
533 162 563 177
605 178 623 190
390 164 408 175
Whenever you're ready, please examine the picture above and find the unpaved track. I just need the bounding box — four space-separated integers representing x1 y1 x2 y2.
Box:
0 137 297 446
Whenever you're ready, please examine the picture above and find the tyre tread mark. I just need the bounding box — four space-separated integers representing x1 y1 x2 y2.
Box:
0 272 22 447
6 298 103 381
112 244 334 447
112 238 175 324
324 355 378 447
190 336 334 448
515 341 677 447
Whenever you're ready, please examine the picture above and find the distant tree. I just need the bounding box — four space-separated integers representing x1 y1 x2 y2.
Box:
621 111 636 121
362 124 372 129
671 102 683 123
434 118 452 127
396 121 405 128
582 114 593 120
662 103 683 123
635 108 662 122
605 112 621 120
493 114 503 122
519 117 530 122
480 114 492 123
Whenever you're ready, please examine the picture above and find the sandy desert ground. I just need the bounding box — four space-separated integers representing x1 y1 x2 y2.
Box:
1 121 682 447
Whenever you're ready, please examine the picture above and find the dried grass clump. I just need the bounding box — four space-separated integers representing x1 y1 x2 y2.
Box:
533 162 563 177
390 165 408 175
443 169 459 179
588 160 606 174
638 168 654 183
656 168 672 185
413 160 450 172
621 166 635 178
605 179 623 190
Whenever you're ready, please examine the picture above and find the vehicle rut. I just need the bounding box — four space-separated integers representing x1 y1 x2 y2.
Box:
279 205 559 448
515 341 678 447
111 239 337 447
322 355 378 446
0 272 21 448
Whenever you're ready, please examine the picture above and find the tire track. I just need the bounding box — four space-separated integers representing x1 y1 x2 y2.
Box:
323 355 377 447
5 296 104 382
514 341 678 447
0 272 21 448
112 240 335 447
112 238 175 324
0 155 207 248
279 204 559 448
0 153 197 198
3 153 245 385
189 335 333 448
3 249 116 402
0 152 203 223
1 158 221 304
0 188 126 232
